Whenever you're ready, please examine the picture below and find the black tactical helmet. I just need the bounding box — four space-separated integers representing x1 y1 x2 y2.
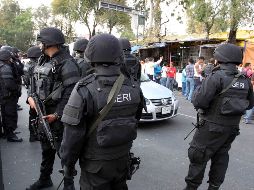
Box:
37 27 65 46
0 50 12 61
85 34 123 64
214 43 242 64
12 47 20 54
73 38 89 52
1 45 13 53
119 38 131 51
27 46 42 58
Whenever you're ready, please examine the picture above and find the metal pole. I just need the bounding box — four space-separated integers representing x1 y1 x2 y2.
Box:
136 15 139 45
181 48 184 68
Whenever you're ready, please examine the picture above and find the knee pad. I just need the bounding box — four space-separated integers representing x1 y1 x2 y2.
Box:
188 146 206 164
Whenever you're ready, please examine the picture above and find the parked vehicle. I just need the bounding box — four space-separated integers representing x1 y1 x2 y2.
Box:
140 73 179 122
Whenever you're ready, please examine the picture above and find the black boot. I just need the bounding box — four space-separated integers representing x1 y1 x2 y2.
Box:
208 184 220 190
29 135 39 142
0 131 7 139
26 178 53 190
63 184 75 190
7 133 23 142
63 177 75 190
183 185 198 190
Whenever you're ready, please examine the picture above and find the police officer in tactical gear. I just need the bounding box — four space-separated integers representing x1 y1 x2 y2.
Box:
26 27 80 190
201 58 215 78
0 50 23 142
25 46 42 142
1 45 24 110
73 38 91 78
184 43 254 190
23 46 41 88
119 38 141 83
60 34 144 190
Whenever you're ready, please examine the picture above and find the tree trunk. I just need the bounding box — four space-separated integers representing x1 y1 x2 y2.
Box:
84 19 92 39
228 0 238 44
148 0 154 37
109 26 113 34
205 22 210 40
154 0 161 39
228 29 237 44
92 20 97 36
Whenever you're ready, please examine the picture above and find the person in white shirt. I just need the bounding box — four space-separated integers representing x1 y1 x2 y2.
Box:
144 57 163 80
160 63 168 86
194 56 205 89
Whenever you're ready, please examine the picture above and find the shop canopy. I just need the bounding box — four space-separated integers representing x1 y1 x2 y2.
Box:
242 41 254 65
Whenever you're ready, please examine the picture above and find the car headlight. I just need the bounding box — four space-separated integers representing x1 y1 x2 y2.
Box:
145 98 150 105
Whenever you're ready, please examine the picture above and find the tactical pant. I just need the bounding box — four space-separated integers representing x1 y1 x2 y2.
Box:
80 156 129 190
40 136 62 179
0 106 4 136
39 105 63 179
1 96 18 137
185 121 239 189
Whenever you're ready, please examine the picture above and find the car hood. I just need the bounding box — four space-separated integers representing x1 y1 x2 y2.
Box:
140 80 173 99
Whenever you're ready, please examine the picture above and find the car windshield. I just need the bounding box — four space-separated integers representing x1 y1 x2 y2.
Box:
140 73 150 82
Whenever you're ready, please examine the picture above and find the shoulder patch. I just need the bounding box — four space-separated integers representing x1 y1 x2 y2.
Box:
77 73 96 88
61 87 84 125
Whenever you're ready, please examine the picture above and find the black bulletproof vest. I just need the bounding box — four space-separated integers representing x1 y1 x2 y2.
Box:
82 75 141 160
34 60 56 101
0 62 13 80
76 58 92 78
202 70 251 126
0 62 17 98
24 61 36 77
203 64 214 77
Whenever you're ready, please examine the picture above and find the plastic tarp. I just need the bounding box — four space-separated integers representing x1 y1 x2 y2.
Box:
242 42 254 65
131 45 142 54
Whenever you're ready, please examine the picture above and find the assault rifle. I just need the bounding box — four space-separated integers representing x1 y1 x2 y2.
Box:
33 95 55 148
30 73 55 149
127 152 141 180
184 110 204 140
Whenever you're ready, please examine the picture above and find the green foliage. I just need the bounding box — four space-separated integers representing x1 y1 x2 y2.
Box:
119 25 136 40
185 0 226 38
97 0 131 34
0 0 34 51
33 5 52 30
51 0 78 43
184 0 254 41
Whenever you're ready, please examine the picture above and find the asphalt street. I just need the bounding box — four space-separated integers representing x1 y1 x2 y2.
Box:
1 87 254 190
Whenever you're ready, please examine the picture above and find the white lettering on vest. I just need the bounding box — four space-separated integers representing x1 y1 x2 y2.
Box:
232 82 245 89
115 93 132 103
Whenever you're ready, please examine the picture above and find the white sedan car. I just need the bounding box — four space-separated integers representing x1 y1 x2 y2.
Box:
140 74 179 122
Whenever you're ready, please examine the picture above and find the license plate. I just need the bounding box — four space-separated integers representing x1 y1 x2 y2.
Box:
161 106 171 114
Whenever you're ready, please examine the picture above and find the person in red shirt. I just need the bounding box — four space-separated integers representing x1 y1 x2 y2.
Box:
166 62 177 90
